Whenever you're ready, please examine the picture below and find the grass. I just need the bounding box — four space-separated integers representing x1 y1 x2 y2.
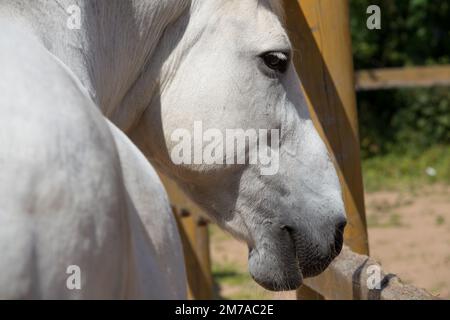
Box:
212 260 273 300
212 263 249 286
210 224 275 300
367 212 404 228
362 145 450 192
436 215 445 226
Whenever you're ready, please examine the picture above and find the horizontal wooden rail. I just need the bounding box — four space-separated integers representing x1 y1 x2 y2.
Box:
301 246 438 300
355 65 450 91
157 173 437 300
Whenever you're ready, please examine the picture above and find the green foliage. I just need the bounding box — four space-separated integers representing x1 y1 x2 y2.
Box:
362 145 450 191
351 0 450 68
212 262 249 286
350 0 450 158
358 87 450 157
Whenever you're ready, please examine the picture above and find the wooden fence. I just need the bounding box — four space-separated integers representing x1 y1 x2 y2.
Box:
283 0 369 299
159 173 214 300
159 0 442 300
160 176 437 300
302 246 436 300
355 65 450 91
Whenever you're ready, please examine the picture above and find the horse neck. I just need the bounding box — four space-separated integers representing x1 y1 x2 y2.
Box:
2 0 190 130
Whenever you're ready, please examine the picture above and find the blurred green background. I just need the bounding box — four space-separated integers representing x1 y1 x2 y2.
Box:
350 0 450 190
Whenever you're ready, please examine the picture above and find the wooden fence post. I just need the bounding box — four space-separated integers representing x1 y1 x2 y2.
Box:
282 0 369 299
160 173 214 300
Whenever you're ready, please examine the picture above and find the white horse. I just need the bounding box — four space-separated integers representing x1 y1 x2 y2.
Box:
0 0 346 298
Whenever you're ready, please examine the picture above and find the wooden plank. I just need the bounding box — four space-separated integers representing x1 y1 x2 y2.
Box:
195 215 213 292
303 246 437 300
282 0 369 300
296 285 325 300
282 0 369 255
160 173 214 300
355 65 450 91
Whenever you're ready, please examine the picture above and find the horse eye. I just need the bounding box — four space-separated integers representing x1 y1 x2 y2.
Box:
261 52 289 73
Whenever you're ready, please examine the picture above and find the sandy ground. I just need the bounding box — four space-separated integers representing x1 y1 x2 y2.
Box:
366 185 450 298
210 185 450 299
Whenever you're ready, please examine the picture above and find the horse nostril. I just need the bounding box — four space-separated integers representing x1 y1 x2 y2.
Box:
334 231 344 254
280 224 294 233
335 219 347 234
333 218 346 254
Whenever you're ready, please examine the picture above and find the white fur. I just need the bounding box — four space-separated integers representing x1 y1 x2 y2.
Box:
0 0 346 296
107 120 186 299
0 9 186 299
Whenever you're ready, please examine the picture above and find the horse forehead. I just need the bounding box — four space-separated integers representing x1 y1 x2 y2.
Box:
265 0 285 21
225 0 284 17
213 0 285 35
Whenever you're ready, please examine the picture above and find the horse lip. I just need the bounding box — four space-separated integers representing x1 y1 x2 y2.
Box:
248 245 257 259
284 226 304 288
281 224 300 262
247 225 303 290
333 232 344 256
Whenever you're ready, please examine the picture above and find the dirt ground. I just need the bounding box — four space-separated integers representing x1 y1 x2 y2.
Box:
210 185 450 299
366 185 450 299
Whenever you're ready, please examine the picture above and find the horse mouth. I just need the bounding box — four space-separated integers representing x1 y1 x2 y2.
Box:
282 224 338 279
248 245 303 291
247 222 343 291
247 225 303 291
